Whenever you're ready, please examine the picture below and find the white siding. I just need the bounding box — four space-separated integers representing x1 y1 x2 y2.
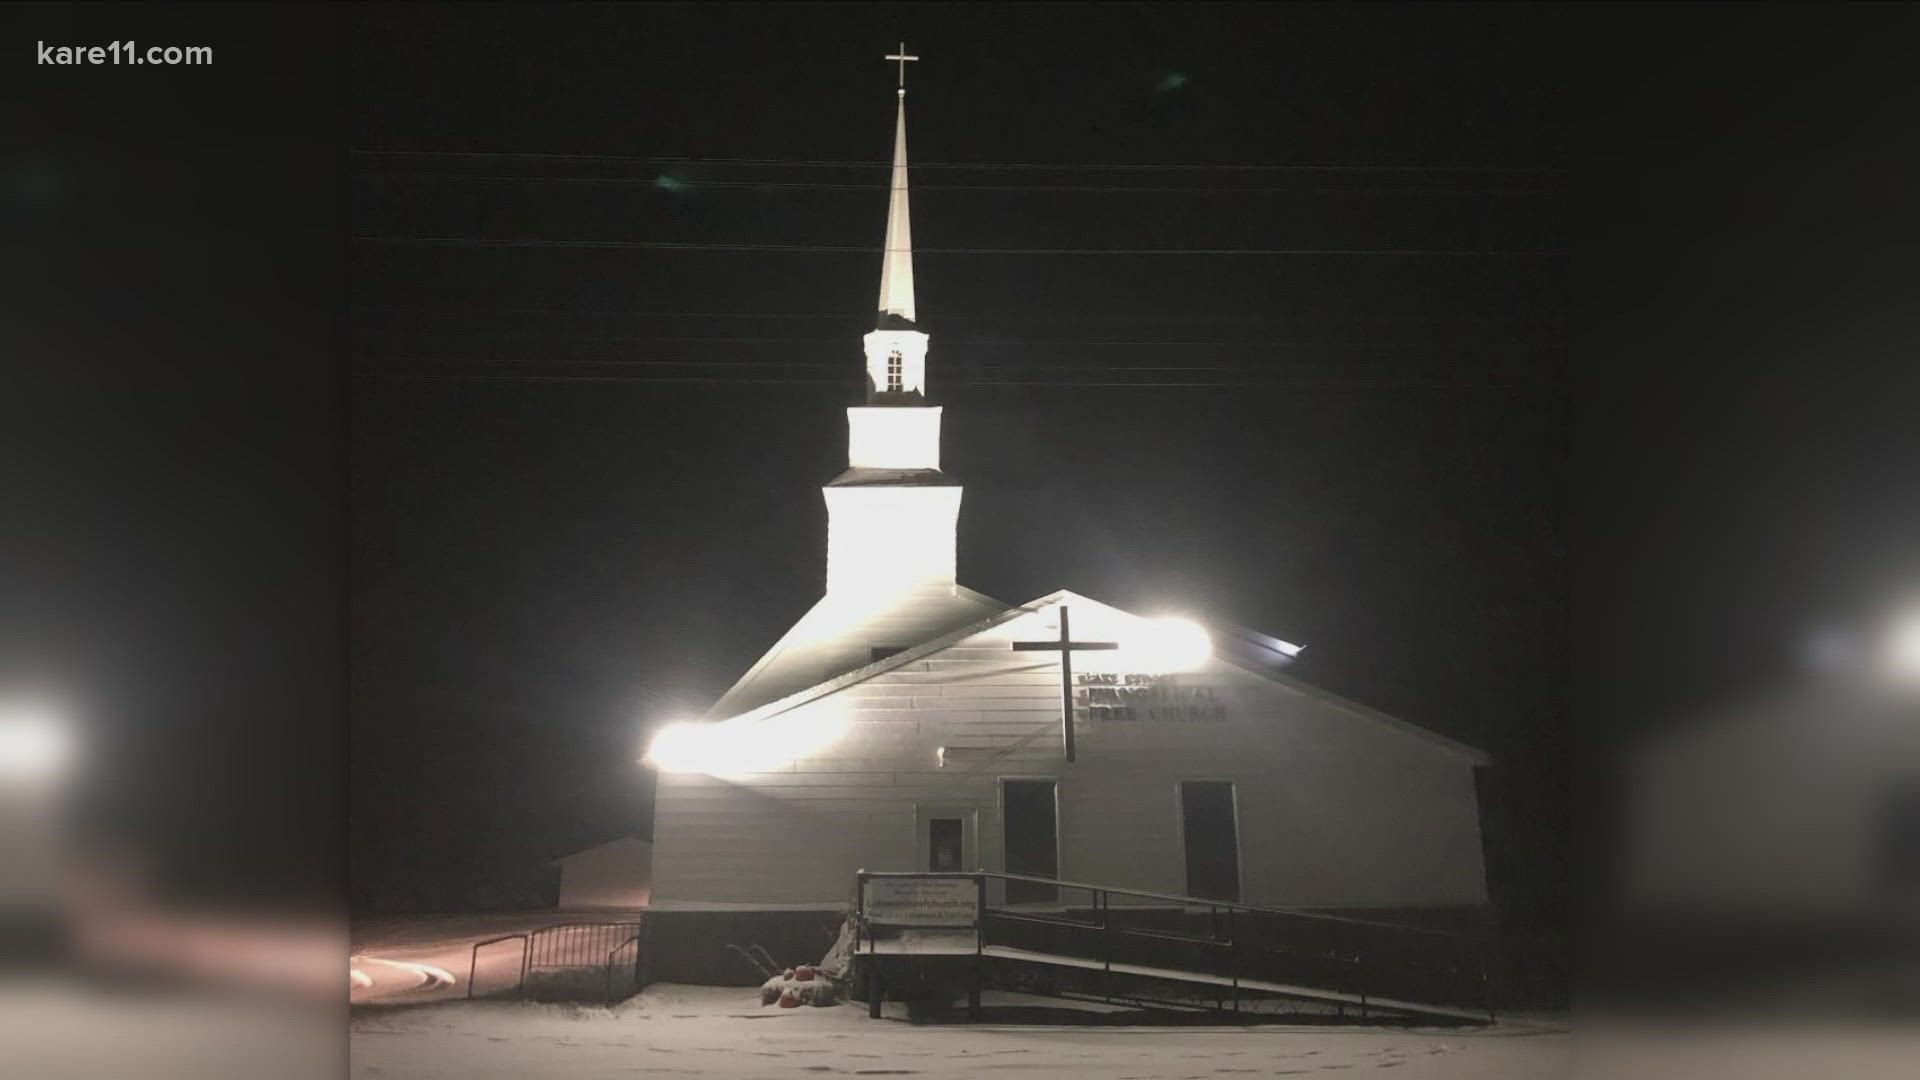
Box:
653 597 1487 911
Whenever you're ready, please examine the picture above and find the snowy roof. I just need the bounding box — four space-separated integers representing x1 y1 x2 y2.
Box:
825 467 961 488
703 583 1009 719
550 836 653 867
709 588 1492 766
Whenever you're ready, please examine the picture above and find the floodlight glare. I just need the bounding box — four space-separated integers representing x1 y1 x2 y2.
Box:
0 701 74 782
1887 611 1920 681
1110 616 1213 673
646 711 849 777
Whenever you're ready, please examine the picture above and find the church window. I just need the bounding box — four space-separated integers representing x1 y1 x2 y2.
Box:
886 349 903 392
928 818 963 872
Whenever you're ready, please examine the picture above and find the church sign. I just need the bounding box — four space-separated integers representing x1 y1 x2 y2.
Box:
1078 674 1227 721
861 875 980 928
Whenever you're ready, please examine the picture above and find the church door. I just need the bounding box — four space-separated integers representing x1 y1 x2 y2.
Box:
1180 780 1242 902
1002 778 1060 904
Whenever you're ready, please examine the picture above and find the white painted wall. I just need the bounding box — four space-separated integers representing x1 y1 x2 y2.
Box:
652 596 1487 913
846 407 942 470
554 836 653 910
822 485 962 596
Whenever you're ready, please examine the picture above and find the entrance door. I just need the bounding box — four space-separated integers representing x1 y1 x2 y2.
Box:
1002 779 1059 903
1179 780 1241 902
928 817 964 872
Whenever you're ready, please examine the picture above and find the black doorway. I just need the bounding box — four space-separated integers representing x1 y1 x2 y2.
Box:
1002 779 1059 903
1180 780 1241 902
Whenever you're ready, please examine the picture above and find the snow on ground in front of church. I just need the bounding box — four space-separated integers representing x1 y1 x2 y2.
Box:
349 983 1569 1079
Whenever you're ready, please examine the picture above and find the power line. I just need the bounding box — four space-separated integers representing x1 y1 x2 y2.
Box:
354 172 1553 196
354 352 1556 374
353 236 1562 257
351 305 1560 324
350 304 1564 325
350 149 1564 175
354 334 1555 349
356 355 1550 371
352 369 1544 389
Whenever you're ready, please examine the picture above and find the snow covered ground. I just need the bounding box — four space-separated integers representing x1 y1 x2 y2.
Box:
350 983 1569 1079
349 914 1567 1076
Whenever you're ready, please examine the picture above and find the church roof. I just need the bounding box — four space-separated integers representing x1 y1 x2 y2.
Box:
550 835 652 867
826 467 961 488
702 583 1009 719
707 588 1492 766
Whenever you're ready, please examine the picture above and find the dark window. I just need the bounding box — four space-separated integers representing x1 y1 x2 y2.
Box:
870 644 906 663
886 350 903 391
1180 780 1241 902
928 818 963 873
1002 779 1058 903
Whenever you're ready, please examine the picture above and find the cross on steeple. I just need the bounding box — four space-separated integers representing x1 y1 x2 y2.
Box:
1011 606 1119 763
885 42 919 93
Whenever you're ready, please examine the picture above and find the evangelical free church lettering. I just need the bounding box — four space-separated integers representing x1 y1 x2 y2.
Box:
1079 674 1228 722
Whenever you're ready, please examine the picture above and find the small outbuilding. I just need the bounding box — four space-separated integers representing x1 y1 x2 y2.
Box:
552 836 652 911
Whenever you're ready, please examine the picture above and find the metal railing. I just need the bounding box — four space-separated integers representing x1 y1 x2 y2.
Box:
465 921 645 1005
526 921 645 1003
467 932 530 1000
603 930 644 1005
856 870 1492 1022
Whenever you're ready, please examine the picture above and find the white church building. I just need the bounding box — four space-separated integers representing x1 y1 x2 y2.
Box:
641 60 1490 985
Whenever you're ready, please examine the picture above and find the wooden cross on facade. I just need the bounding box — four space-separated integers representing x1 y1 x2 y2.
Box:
885 42 919 90
1011 606 1118 763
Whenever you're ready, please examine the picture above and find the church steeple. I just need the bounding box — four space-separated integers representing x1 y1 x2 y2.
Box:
862 44 930 404
876 89 916 324
823 44 961 601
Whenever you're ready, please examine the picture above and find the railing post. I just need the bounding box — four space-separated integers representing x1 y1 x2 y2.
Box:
970 873 984 1022
519 934 531 1001
1210 905 1222 1012
975 872 986 956
1228 907 1239 1017
1101 888 1113 1004
1357 950 1368 1022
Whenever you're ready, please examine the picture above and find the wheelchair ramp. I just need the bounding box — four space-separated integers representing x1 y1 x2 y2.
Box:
855 872 1494 1026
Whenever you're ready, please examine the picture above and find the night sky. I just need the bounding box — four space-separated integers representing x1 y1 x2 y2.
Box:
347 2 1567 928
